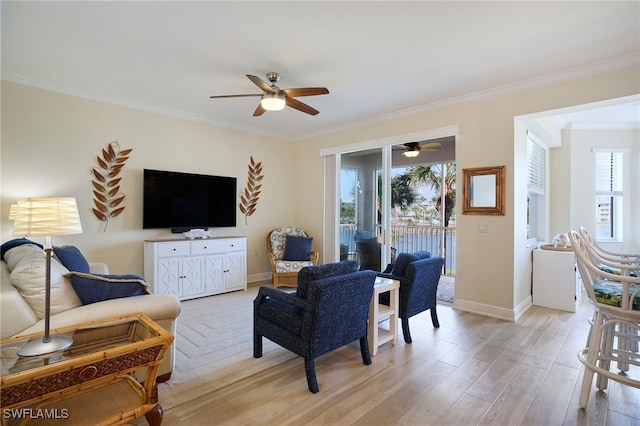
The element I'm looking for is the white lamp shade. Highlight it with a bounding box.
[8,204,17,221]
[13,198,83,237]
[403,150,420,158]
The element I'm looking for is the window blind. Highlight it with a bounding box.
[595,151,623,194]
[527,137,545,195]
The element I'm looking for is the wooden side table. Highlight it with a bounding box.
[368,277,399,356]
[1,313,173,425]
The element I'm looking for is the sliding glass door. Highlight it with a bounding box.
[338,147,392,271]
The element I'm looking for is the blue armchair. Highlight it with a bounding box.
[377,253,445,343]
[253,260,377,393]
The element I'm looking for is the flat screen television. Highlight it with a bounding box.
[143,168,237,231]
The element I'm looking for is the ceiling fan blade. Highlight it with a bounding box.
[253,103,266,117]
[421,141,442,148]
[282,87,329,97]
[246,75,275,93]
[286,97,319,116]
[209,94,261,99]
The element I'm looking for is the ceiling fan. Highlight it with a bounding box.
[209,72,329,116]
[396,141,442,158]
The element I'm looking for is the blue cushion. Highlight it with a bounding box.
[391,251,431,277]
[1,238,43,261]
[53,245,90,273]
[593,281,640,310]
[283,235,313,261]
[65,272,149,305]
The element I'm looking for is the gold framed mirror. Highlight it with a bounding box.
[462,165,505,215]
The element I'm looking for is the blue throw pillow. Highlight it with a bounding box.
[1,238,43,261]
[64,271,149,305]
[283,235,313,261]
[53,245,90,273]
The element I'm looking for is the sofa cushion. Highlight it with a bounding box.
[53,245,90,273]
[1,238,43,261]
[5,244,82,320]
[274,260,315,274]
[65,271,150,305]
[1,260,37,339]
[283,235,313,261]
[391,251,431,277]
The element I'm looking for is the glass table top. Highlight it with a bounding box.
[1,315,158,376]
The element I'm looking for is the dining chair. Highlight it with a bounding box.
[568,229,639,409]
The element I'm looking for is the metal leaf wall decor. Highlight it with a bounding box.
[239,156,263,225]
[91,140,132,231]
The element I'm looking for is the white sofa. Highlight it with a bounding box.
[1,241,181,382]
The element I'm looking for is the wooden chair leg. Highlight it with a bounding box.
[401,317,412,343]
[359,336,372,365]
[430,307,440,328]
[304,356,319,393]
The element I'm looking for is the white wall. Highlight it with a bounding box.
[1,81,297,281]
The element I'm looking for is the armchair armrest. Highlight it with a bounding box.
[377,272,410,287]
[377,272,396,280]
[254,286,311,311]
[88,262,109,274]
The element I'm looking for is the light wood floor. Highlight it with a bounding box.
[149,288,639,426]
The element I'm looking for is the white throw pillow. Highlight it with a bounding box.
[6,244,82,319]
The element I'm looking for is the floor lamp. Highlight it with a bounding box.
[13,197,83,357]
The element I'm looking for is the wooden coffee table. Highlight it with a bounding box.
[0,313,173,425]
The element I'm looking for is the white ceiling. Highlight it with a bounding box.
[2,1,639,140]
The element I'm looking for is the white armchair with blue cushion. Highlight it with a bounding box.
[267,227,319,288]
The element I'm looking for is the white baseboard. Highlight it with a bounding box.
[513,297,533,321]
[452,298,517,322]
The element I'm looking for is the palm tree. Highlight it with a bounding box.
[377,172,417,223]
[391,173,417,210]
[408,163,456,227]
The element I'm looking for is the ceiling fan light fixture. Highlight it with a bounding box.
[403,146,420,158]
[260,92,286,111]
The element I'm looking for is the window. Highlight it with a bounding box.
[527,133,546,241]
[594,150,623,241]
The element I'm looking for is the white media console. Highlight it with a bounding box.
[144,237,247,301]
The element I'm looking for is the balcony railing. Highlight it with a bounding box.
[340,224,456,276]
